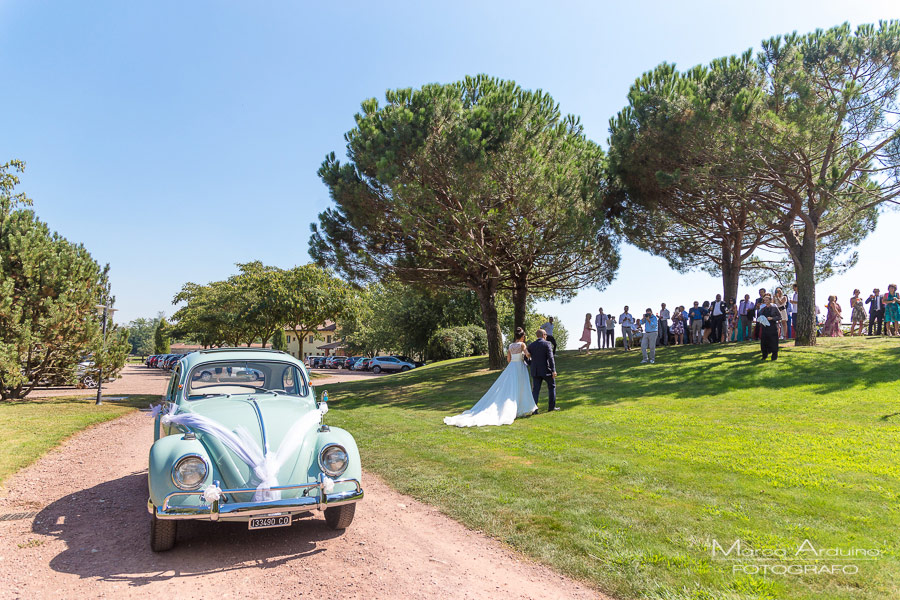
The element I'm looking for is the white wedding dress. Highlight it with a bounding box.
[444,342,537,427]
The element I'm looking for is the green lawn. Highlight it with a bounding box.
[0,395,155,485]
[322,338,900,600]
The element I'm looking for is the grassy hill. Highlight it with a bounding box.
[323,338,900,600]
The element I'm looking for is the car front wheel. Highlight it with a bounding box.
[372,365,381,374]
[150,512,177,552]
[324,503,356,529]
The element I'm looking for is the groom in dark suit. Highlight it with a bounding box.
[527,328,558,412]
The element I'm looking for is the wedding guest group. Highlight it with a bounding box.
[579,282,900,359]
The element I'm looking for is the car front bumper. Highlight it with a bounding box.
[149,475,363,521]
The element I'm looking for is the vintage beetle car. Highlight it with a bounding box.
[147,348,363,551]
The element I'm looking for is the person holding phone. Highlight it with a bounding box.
[866,288,884,336]
[639,308,658,364]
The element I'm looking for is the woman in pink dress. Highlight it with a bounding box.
[578,313,595,351]
[821,295,844,337]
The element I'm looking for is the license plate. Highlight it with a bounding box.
[248,515,291,530]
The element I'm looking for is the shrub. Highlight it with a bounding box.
[271,328,287,352]
[428,326,475,361]
[467,325,488,355]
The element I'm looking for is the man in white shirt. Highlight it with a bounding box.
[658,303,670,347]
[594,309,607,350]
[737,294,754,341]
[540,317,557,353]
[709,294,727,343]
[619,306,635,351]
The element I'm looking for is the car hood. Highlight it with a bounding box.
[178,394,321,489]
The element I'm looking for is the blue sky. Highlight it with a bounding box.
[1,1,898,348]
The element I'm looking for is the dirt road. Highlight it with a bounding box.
[0,371,604,599]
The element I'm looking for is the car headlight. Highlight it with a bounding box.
[172,455,208,490]
[318,444,349,477]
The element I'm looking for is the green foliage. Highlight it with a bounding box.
[170,263,350,349]
[0,161,111,400]
[340,280,484,359]
[427,326,479,361]
[325,337,900,600]
[466,325,488,356]
[311,75,619,368]
[275,264,353,349]
[126,316,160,356]
[609,21,900,345]
[607,54,777,299]
[271,328,287,352]
[154,318,170,354]
[93,326,130,380]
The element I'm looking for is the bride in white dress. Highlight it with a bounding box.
[444,328,538,427]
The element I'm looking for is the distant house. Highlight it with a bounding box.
[285,321,344,359]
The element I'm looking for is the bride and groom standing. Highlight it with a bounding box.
[443,327,558,427]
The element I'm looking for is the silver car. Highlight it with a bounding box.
[368,356,416,374]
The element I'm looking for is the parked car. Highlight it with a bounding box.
[395,355,426,368]
[368,356,416,374]
[146,355,157,367]
[310,356,326,369]
[352,358,371,371]
[162,355,183,370]
[344,357,362,370]
[194,365,263,382]
[324,356,347,369]
[148,348,363,552]
[76,360,100,388]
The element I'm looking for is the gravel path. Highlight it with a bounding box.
[0,369,605,599]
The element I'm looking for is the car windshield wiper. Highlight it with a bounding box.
[189,393,231,400]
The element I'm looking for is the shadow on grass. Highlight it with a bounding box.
[322,339,900,413]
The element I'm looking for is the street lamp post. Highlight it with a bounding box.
[95,304,118,406]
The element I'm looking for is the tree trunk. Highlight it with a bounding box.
[721,261,741,303]
[720,237,741,302]
[511,274,528,333]
[474,282,505,370]
[793,231,818,346]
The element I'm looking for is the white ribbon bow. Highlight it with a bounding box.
[150,402,327,502]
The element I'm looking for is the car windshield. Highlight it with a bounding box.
[186,360,309,400]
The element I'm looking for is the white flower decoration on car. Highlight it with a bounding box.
[202,484,223,503]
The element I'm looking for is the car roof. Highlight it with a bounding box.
[178,348,303,371]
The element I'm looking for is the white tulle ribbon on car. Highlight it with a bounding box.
[150,402,328,502]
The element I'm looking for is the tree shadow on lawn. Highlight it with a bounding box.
[325,342,900,413]
[33,472,342,586]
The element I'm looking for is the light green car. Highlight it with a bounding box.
[147,348,363,551]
